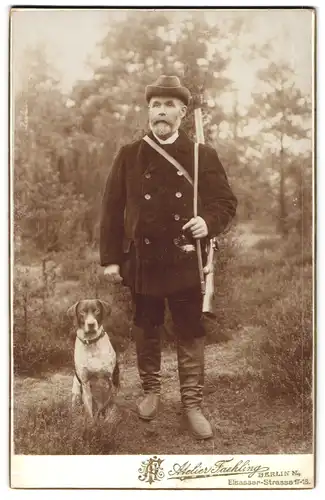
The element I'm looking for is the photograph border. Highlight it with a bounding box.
[7,1,319,492]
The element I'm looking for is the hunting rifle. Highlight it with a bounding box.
[193,97,217,318]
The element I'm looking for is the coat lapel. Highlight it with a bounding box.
[141,129,195,179]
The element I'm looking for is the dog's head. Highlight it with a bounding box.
[67,299,111,334]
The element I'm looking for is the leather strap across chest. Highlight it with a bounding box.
[143,135,193,186]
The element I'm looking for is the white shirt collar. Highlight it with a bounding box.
[152,129,179,145]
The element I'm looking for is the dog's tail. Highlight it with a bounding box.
[112,361,120,389]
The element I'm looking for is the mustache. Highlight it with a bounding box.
[152,118,171,125]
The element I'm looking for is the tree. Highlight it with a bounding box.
[14,46,88,256]
[251,62,312,237]
[71,11,232,141]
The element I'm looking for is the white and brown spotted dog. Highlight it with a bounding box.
[67,299,119,420]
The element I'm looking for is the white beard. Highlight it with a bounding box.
[152,122,172,138]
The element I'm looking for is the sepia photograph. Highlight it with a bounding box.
[10,6,315,489]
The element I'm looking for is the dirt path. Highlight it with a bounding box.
[231,221,280,252]
[14,326,256,412]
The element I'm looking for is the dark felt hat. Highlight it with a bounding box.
[145,75,191,106]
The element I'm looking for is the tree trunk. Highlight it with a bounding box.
[42,257,48,314]
[295,165,303,239]
[232,89,239,142]
[23,285,28,341]
[278,141,288,238]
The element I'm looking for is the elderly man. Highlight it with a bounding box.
[100,75,237,440]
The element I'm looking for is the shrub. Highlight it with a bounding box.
[13,334,74,376]
[243,268,313,409]
[14,401,119,454]
[59,252,89,281]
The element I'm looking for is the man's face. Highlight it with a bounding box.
[148,96,187,139]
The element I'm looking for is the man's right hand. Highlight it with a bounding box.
[103,264,123,283]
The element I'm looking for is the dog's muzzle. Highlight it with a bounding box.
[85,319,98,333]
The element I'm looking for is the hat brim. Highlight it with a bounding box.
[145,85,191,106]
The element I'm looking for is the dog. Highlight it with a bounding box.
[67,299,119,421]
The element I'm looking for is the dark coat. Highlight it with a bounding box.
[100,130,237,296]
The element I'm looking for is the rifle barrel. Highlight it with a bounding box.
[194,108,205,144]
[194,103,216,315]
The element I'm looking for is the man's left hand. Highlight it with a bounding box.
[182,216,208,239]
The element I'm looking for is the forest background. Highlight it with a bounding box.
[11,9,314,455]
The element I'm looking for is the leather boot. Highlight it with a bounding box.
[177,336,213,439]
[133,325,161,420]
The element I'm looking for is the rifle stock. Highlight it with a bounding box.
[202,238,217,318]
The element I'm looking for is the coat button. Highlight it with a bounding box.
[144,238,151,245]
[175,192,182,198]
[177,171,183,176]
[145,172,151,179]
[144,193,151,200]
[174,214,180,221]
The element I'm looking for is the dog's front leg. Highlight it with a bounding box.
[71,375,82,407]
[82,382,93,420]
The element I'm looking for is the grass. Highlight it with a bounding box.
[13,341,312,455]
[14,401,120,455]
[12,223,314,455]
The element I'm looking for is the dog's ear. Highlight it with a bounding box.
[67,301,80,318]
[97,300,112,316]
